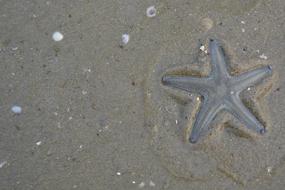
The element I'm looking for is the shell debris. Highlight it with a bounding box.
[122,33,130,45]
[52,31,64,42]
[11,105,22,114]
[146,6,157,18]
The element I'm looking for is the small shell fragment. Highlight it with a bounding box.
[146,6,157,18]
[11,105,22,114]
[122,34,130,45]
[259,54,268,60]
[116,172,121,176]
[201,18,214,30]
[52,31,64,41]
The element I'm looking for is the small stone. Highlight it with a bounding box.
[36,141,42,146]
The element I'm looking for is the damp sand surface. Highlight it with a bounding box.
[1,0,285,189]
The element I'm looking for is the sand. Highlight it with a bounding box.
[0,0,285,189]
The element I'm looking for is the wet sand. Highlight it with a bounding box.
[1,0,285,189]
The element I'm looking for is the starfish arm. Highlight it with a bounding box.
[189,99,223,143]
[232,66,272,92]
[226,95,265,134]
[209,39,230,79]
[162,75,213,94]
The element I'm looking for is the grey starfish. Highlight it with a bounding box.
[162,39,272,143]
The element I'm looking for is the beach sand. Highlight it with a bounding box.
[1,0,285,189]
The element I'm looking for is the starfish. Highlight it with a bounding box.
[162,39,272,143]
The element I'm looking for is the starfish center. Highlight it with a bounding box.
[215,82,229,97]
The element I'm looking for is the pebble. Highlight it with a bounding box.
[11,105,22,114]
[52,31,64,42]
[36,141,42,146]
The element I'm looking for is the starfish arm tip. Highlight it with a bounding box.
[189,137,198,144]
[267,65,273,75]
[260,128,266,135]
[189,129,202,143]
[161,76,168,85]
[226,97,267,135]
